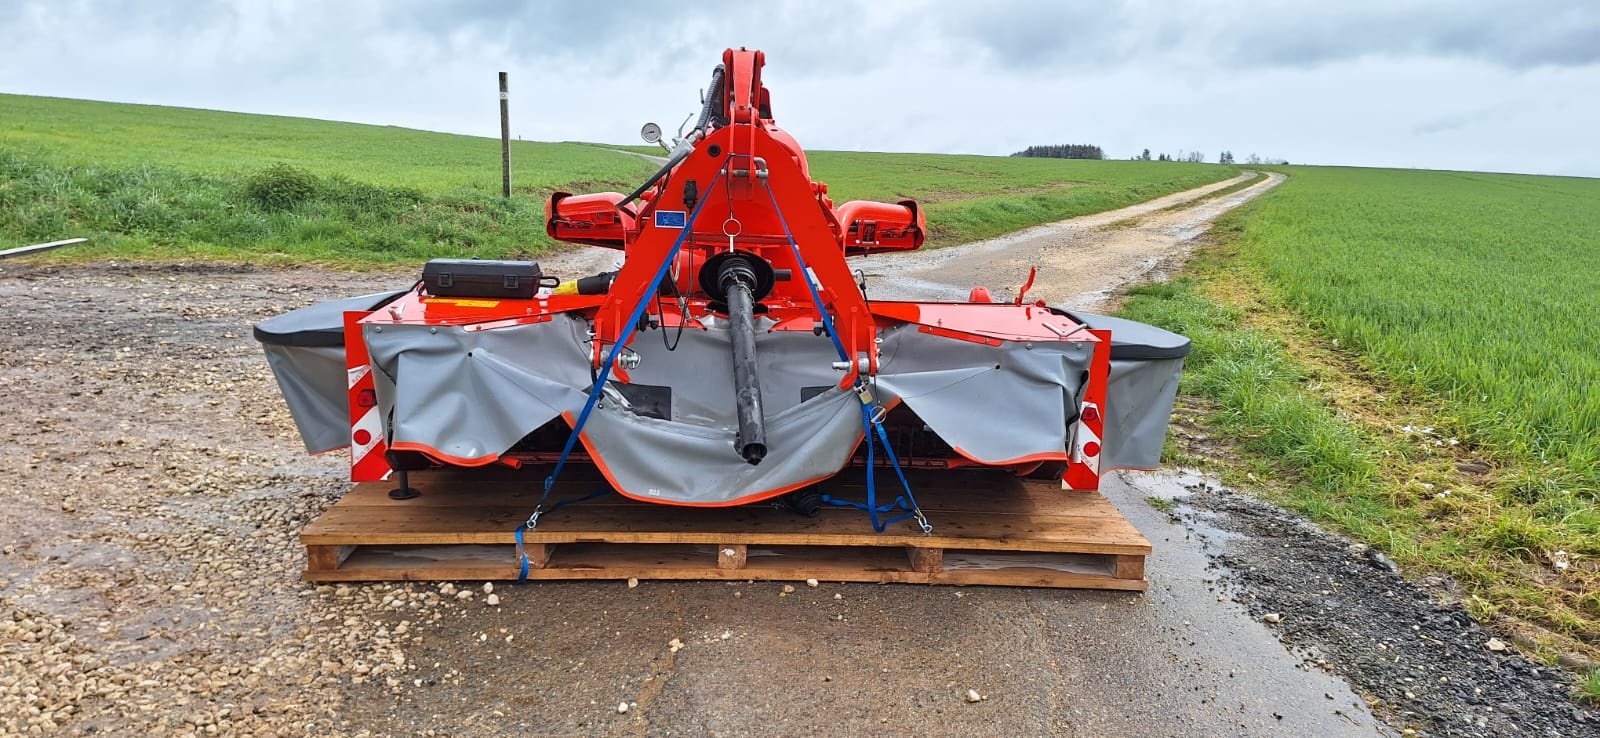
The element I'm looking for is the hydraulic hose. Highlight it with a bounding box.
[695,64,726,132]
[617,64,727,209]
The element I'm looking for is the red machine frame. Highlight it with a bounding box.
[341,48,1112,503]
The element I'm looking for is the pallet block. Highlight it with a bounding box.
[300,467,1151,590]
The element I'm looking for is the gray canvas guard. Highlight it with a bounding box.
[256,295,1189,501]
[253,289,408,453]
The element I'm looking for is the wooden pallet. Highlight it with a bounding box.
[300,467,1151,590]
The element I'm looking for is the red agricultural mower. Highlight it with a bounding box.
[255,48,1188,533]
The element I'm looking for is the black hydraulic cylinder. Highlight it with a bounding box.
[725,278,767,465]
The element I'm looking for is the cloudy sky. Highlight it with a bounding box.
[3,1,1598,177]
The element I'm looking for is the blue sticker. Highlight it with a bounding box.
[654,210,687,229]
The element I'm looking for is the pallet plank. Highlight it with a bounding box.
[300,469,1151,590]
[303,507,1147,554]
[306,543,1147,591]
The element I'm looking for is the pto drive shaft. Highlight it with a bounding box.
[719,256,767,465]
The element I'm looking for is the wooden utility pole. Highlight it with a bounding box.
[499,71,511,197]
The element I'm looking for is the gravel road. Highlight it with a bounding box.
[3,176,1594,737]
[854,170,1284,309]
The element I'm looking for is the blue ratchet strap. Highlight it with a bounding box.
[758,180,848,363]
[758,181,930,535]
[515,166,729,564]
[817,403,925,532]
[515,488,611,581]
[515,524,531,581]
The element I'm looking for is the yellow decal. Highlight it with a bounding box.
[424,298,501,308]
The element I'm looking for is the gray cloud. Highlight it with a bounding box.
[1219,3,1600,70]
[930,1,1600,71]
[0,0,1596,177]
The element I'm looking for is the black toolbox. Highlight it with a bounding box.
[421,259,555,299]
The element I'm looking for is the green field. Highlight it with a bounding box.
[0,94,1235,263]
[806,151,1232,245]
[1120,166,1600,658]
[0,94,659,263]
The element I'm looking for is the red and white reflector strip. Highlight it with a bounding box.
[350,405,385,470]
[344,312,392,482]
[1072,402,1103,475]
[1063,328,1112,491]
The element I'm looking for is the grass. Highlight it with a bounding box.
[1242,167,1600,490]
[1,94,647,192]
[1,94,1236,264]
[1580,668,1600,705]
[0,94,658,264]
[1117,166,1600,662]
[805,151,1236,246]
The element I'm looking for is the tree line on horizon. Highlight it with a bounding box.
[1010,144,1104,160]
[1135,148,1290,165]
[1012,144,1289,165]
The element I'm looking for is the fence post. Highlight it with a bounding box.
[499,71,511,198]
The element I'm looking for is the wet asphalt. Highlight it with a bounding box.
[2,178,1412,737]
[347,473,1388,737]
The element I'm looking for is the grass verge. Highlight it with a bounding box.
[1117,207,1599,669]
[0,148,613,266]
[3,94,1239,265]
[1581,668,1600,705]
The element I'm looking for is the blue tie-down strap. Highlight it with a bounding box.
[515,524,531,582]
[539,166,731,508]
[760,180,848,363]
[820,403,932,534]
[514,489,612,582]
[514,166,731,572]
[758,177,927,534]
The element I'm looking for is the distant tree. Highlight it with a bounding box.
[1158,153,1170,161]
[1010,144,1105,160]
[1140,148,1151,161]
[1246,153,1261,165]
[1219,151,1234,164]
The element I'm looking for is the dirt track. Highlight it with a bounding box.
[858,171,1283,308]
[3,174,1596,737]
